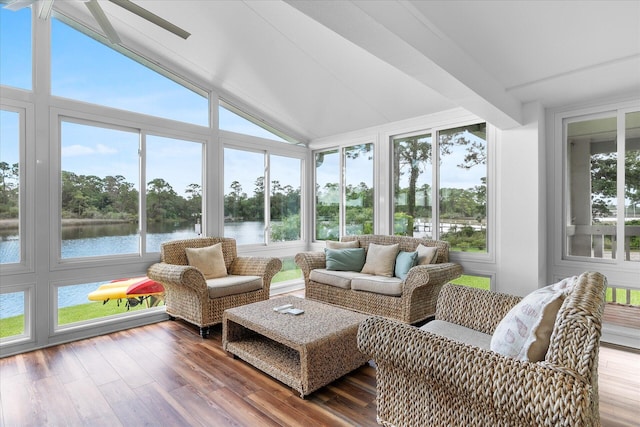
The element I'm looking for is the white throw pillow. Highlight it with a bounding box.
[416,244,438,265]
[490,276,577,362]
[360,243,400,277]
[185,243,228,279]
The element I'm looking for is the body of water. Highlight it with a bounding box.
[0,221,267,319]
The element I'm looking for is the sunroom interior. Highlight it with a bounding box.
[1,0,639,361]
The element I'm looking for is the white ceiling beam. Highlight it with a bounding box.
[285,0,523,129]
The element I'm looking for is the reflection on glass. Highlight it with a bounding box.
[146,135,202,252]
[0,110,21,264]
[223,148,265,244]
[60,120,140,258]
[315,150,340,240]
[566,116,617,259]
[439,123,488,252]
[344,144,374,236]
[0,291,26,340]
[270,155,301,242]
[393,133,432,237]
[625,111,640,262]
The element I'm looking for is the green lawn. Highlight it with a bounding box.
[450,275,491,290]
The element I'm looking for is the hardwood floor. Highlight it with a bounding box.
[1,315,638,426]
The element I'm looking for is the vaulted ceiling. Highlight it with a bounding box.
[52,0,640,142]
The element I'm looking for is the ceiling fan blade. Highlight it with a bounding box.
[109,0,190,40]
[3,0,36,12]
[85,0,121,44]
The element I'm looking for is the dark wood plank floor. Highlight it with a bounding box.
[1,310,638,426]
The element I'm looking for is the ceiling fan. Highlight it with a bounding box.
[3,0,190,44]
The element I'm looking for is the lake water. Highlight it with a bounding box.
[0,221,267,319]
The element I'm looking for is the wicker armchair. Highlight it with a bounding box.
[148,237,282,338]
[357,271,607,426]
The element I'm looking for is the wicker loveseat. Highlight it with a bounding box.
[294,234,462,324]
[357,271,607,426]
[147,237,282,338]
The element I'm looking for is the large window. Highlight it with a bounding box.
[52,18,208,126]
[393,123,488,253]
[60,119,140,258]
[224,148,302,245]
[315,149,340,240]
[314,143,374,240]
[0,109,21,264]
[146,135,202,253]
[565,111,640,262]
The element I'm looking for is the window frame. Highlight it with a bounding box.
[221,130,307,248]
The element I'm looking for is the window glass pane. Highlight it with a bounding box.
[219,105,286,142]
[439,123,487,253]
[223,148,265,244]
[566,117,617,259]
[272,257,302,283]
[0,291,26,340]
[315,150,340,240]
[344,144,374,236]
[625,111,640,262]
[51,19,208,126]
[393,133,433,237]
[0,7,31,90]
[0,110,20,264]
[270,155,301,242]
[146,135,202,252]
[61,120,140,258]
[57,278,164,326]
[450,275,491,291]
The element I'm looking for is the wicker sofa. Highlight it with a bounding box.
[147,237,282,337]
[357,271,607,426]
[294,234,462,324]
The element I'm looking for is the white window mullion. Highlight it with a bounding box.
[617,111,626,261]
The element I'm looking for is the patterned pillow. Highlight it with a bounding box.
[185,243,228,279]
[490,276,577,362]
[361,243,400,277]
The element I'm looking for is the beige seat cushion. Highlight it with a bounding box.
[206,275,262,298]
[185,243,228,279]
[351,275,404,297]
[421,320,492,350]
[361,243,400,277]
[309,269,363,289]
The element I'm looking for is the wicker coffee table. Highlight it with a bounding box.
[222,296,370,397]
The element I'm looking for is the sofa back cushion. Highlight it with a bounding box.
[340,234,450,264]
[324,248,366,271]
[361,243,400,277]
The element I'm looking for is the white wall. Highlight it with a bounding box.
[495,102,546,295]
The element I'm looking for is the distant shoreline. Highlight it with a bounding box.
[0,219,134,230]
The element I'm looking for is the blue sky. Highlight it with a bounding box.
[0,7,291,197]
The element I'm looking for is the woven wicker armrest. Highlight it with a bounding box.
[403,262,463,294]
[435,283,522,334]
[294,251,326,278]
[228,257,282,287]
[147,262,208,296]
[358,317,594,426]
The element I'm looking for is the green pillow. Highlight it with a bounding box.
[394,251,418,280]
[324,248,366,271]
